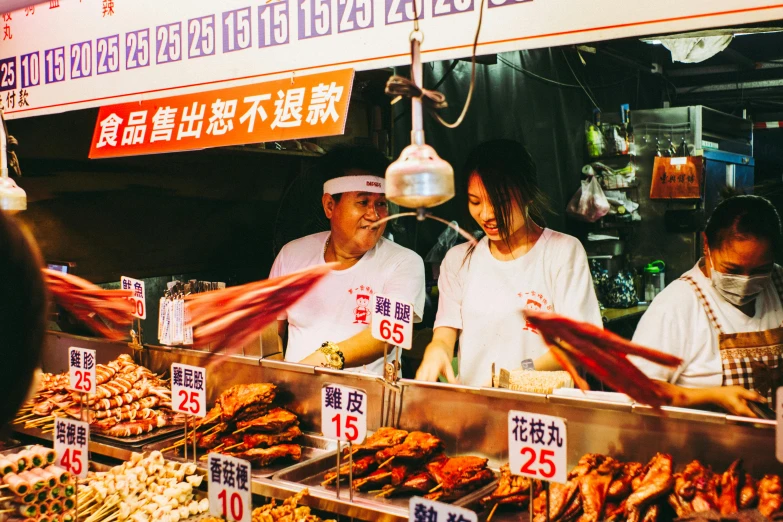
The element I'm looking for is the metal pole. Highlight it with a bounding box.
[545,481,550,522]
[192,416,197,464]
[183,419,188,461]
[529,481,534,522]
[335,442,342,499]
[348,441,354,502]
[380,345,387,426]
[410,35,424,146]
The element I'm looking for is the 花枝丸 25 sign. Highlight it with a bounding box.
[508,410,567,484]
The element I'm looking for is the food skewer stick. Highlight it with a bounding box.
[377,456,394,469]
[486,503,499,522]
[14,413,37,422]
[373,487,395,498]
[429,483,442,493]
[221,442,244,452]
[159,439,187,453]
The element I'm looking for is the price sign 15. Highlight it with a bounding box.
[171,363,207,418]
[54,417,89,479]
[68,347,96,395]
[321,384,367,444]
[371,294,413,349]
[409,496,478,522]
[208,454,251,522]
[508,410,567,484]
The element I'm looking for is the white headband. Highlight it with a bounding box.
[323,175,385,195]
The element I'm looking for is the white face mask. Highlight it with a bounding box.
[707,250,771,307]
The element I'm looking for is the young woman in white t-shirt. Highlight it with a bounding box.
[632,195,781,417]
[416,140,602,387]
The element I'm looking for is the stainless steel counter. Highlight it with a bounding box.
[29,331,782,521]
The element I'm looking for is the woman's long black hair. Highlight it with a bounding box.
[461,139,551,263]
[0,210,46,425]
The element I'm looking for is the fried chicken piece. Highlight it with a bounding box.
[641,504,659,522]
[218,383,277,422]
[345,427,408,456]
[740,473,758,510]
[398,471,436,494]
[353,464,409,491]
[376,431,443,462]
[196,423,229,449]
[569,454,606,480]
[758,474,783,518]
[625,453,674,522]
[578,457,620,522]
[533,481,580,522]
[609,462,644,500]
[668,460,718,518]
[236,408,299,433]
[230,444,301,467]
[719,459,742,516]
[240,426,302,450]
[200,404,223,426]
[482,463,538,507]
[322,456,376,484]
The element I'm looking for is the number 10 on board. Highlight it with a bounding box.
[508,410,567,484]
[171,363,206,418]
[321,384,367,444]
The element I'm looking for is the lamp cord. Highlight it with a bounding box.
[385,0,485,129]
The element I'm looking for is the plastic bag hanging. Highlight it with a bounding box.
[566,175,610,222]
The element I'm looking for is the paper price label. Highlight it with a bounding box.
[508,410,567,484]
[54,417,89,479]
[208,454,251,522]
[121,276,146,319]
[409,497,477,522]
[171,363,207,418]
[321,384,367,444]
[68,347,96,395]
[777,388,783,463]
[371,294,413,349]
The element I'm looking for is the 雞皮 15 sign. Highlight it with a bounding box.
[321,384,367,444]
[371,294,413,349]
[508,410,567,484]
[171,363,206,418]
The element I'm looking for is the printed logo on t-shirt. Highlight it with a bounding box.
[349,285,375,325]
[518,291,553,332]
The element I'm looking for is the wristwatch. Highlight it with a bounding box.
[318,341,345,370]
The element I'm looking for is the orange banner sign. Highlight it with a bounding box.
[89,69,354,159]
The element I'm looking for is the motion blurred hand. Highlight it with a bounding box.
[415,345,457,384]
[707,386,765,418]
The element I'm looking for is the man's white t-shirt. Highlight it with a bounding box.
[270,231,425,375]
[434,229,603,387]
[632,261,783,388]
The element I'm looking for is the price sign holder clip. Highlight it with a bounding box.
[380,344,403,428]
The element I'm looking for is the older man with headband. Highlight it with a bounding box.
[269,145,425,374]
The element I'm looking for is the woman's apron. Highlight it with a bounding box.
[681,270,783,407]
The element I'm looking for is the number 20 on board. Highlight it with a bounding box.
[508,410,567,484]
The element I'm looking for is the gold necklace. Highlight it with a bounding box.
[323,235,331,258]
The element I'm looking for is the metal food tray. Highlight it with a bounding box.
[91,423,187,447]
[272,450,498,515]
[143,432,337,479]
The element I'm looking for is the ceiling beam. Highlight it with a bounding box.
[721,48,757,70]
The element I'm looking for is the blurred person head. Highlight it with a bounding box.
[703,195,782,307]
[0,210,46,424]
[462,139,550,249]
[320,145,391,256]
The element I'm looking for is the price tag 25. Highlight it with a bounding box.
[208,454,251,522]
[371,294,414,349]
[171,363,206,418]
[409,496,477,522]
[508,410,567,484]
[68,347,96,395]
[54,417,89,479]
[321,384,367,444]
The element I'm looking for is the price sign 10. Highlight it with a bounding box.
[68,347,96,395]
[208,454,251,522]
[54,417,89,479]
[321,384,367,444]
[171,363,207,418]
[508,410,567,484]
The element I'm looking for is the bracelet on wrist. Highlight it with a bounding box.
[318,341,345,370]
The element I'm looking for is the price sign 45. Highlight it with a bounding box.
[508,410,567,484]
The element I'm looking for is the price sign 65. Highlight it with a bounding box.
[321,384,367,444]
[508,410,567,484]
[371,294,413,349]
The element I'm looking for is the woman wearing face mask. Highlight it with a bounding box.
[632,195,781,417]
[416,139,602,386]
